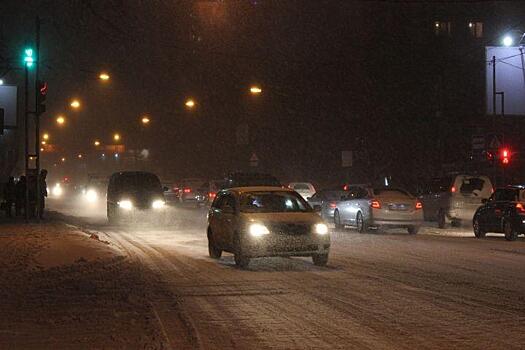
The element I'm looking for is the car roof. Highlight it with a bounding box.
[111,171,157,177]
[225,186,292,194]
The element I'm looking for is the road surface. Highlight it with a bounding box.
[48,198,525,349]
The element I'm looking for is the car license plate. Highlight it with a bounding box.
[389,203,408,211]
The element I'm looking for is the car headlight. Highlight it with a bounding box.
[85,189,98,203]
[118,200,133,210]
[52,184,63,197]
[152,199,165,209]
[314,223,329,235]
[249,223,270,237]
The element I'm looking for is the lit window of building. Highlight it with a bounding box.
[468,21,483,38]
[434,21,452,36]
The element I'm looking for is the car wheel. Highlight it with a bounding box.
[407,226,419,235]
[334,210,344,230]
[504,221,518,241]
[473,217,486,238]
[207,229,222,259]
[312,253,328,266]
[233,233,250,268]
[107,204,118,224]
[437,209,446,229]
[451,219,461,227]
[356,212,367,233]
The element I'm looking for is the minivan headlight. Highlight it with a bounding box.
[249,223,270,237]
[314,223,329,235]
[118,200,133,210]
[152,199,165,209]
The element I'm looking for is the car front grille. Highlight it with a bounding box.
[270,223,310,236]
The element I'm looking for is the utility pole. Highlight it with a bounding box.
[35,17,41,221]
[492,55,496,129]
[24,64,29,221]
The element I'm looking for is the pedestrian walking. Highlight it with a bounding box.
[38,169,48,219]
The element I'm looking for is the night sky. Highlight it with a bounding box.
[2,1,525,188]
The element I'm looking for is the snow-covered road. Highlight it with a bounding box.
[46,199,525,349]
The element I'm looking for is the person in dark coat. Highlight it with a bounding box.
[38,169,48,219]
[15,176,26,217]
[3,177,16,217]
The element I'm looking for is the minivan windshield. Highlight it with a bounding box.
[115,173,161,192]
[460,177,485,195]
[240,191,311,213]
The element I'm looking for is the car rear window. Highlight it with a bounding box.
[323,191,346,201]
[459,177,485,195]
[373,188,411,197]
[292,184,310,190]
[115,173,161,191]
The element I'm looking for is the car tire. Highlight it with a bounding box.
[356,212,367,233]
[473,217,486,238]
[107,204,118,224]
[334,210,344,230]
[407,226,419,235]
[312,253,328,266]
[451,219,461,227]
[207,229,222,259]
[234,233,250,269]
[437,209,446,229]
[504,221,518,241]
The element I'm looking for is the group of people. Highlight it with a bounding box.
[2,169,48,219]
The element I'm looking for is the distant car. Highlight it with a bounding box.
[334,186,423,234]
[207,186,331,268]
[106,171,167,223]
[175,178,208,206]
[288,182,316,200]
[473,186,525,241]
[81,176,108,204]
[162,182,178,206]
[221,172,281,189]
[307,189,347,221]
[419,174,493,228]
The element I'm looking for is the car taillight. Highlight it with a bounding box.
[329,202,337,209]
[183,188,191,193]
[516,203,525,213]
[371,200,381,209]
[343,185,349,191]
[415,201,423,210]
[451,186,456,193]
[208,192,216,199]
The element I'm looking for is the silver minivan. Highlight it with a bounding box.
[419,174,493,228]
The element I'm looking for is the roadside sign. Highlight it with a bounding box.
[471,135,485,150]
[342,150,353,167]
[488,134,502,149]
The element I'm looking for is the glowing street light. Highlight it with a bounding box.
[502,35,514,47]
[77,154,83,159]
[250,85,262,94]
[61,157,66,162]
[23,48,34,68]
[42,133,49,140]
[141,116,151,125]
[0,79,3,85]
[94,140,101,147]
[56,115,66,125]
[70,99,81,109]
[185,98,195,109]
[99,72,110,81]
[113,133,121,142]
[41,141,46,145]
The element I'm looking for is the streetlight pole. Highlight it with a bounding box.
[24,63,29,221]
[35,16,41,221]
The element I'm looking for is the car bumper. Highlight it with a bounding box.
[447,208,478,222]
[242,234,330,258]
[370,218,424,227]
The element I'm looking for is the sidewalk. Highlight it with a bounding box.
[0,218,166,349]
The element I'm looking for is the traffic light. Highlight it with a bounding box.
[36,81,47,115]
[500,147,511,165]
[23,48,34,68]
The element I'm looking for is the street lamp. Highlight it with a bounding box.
[41,141,46,145]
[94,140,101,147]
[502,35,514,47]
[99,72,110,82]
[250,85,262,95]
[70,99,81,109]
[0,79,3,85]
[141,116,151,125]
[56,115,66,125]
[113,133,121,142]
[185,98,195,109]
[501,30,525,47]
[42,133,49,140]
[61,157,66,162]
[77,154,83,159]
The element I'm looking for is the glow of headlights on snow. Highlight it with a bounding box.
[85,189,98,203]
[249,223,270,237]
[314,223,329,235]
[52,184,63,197]
[152,200,165,209]
[118,200,133,210]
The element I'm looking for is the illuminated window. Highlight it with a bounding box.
[468,21,483,38]
[434,21,452,36]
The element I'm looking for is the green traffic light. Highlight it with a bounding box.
[24,47,34,68]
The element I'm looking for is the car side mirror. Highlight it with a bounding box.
[306,197,312,201]
[163,186,169,192]
[313,205,322,212]
[481,198,488,204]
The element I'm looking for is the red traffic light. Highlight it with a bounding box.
[500,148,511,165]
[39,81,48,95]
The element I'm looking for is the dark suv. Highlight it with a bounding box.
[473,186,525,241]
[107,171,167,223]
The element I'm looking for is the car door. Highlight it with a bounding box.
[220,194,238,250]
[208,193,225,246]
[483,189,516,232]
[340,187,361,225]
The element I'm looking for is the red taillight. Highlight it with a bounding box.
[343,185,349,191]
[415,201,423,210]
[208,192,216,199]
[451,186,456,193]
[183,188,191,193]
[371,200,381,209]
[516,203,525,213]
[329,202,337,209]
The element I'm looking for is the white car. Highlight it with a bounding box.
[288,182,316,200]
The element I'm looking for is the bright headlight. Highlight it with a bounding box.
[52,184,63,197]
[152,199,165,209]
[314,223,329,235]
[249,223,270,237]
[118,200,133,210]
[85,189,98,203]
